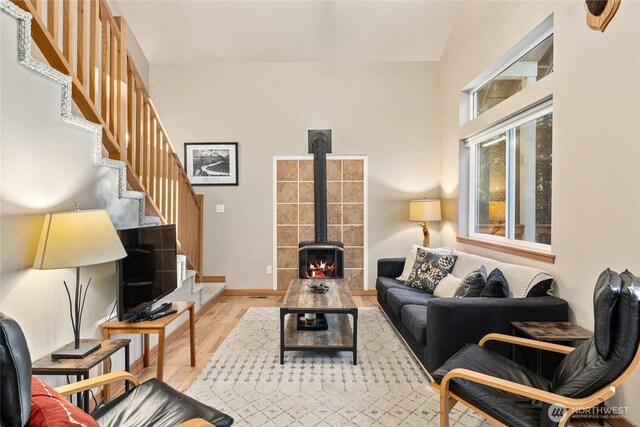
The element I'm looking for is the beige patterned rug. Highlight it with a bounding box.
[187,307,490,427]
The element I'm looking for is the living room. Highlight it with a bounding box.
[1,0,639,426]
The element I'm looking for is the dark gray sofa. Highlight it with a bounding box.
[377,250,569,373]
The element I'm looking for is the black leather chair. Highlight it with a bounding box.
[431,269,640,427]
[0,312,234,427]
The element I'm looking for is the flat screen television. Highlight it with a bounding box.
[116,224,178,321]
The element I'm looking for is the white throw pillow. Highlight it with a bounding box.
[434,274,463,298]
[396,245,454,281]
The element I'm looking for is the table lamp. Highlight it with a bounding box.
[409,199,442,247]
[33,206,126,359]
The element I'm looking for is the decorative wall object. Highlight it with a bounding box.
[274,157,367,291]
[586,0,620,32]
[185,142,239,186]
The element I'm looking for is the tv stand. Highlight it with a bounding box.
[127,302,174,323]
[101,301,195,388]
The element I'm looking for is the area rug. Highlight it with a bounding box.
[187,307,491,427]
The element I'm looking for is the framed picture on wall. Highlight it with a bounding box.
[184,142,239,186]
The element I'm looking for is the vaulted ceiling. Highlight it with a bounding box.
[114,1,459,63]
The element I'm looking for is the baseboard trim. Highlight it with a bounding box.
[224,289,286,296]
[201,275,226,283]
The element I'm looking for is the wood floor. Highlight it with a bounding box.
[124,295,610,427]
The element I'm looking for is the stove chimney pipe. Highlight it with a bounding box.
[308,130,332,243]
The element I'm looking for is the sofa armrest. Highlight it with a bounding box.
[377,258,406,279]
[424,296,568,373]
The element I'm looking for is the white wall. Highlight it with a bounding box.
[0,12,139,361]
[0,10,189,384]
[150,61,441,289]
[438,1,640,422]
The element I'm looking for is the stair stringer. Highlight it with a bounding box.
[1,0,158,227]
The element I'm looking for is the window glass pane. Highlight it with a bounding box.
[474,134,507,237]
[473,35,553,116]
[513,113,552,244]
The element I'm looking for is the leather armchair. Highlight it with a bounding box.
[431,269,640,427]
[0,313,234,427]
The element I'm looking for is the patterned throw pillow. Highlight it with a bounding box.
[396,246,454,281]
[405,249,457,293]
[30,377,100,427]
[454,265,488,298]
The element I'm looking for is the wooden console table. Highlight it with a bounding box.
[101,301,196,383]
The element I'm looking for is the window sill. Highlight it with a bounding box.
[456,236,556,264]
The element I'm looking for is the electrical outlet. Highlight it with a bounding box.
[266,265,273,275]
[216,204,225,213]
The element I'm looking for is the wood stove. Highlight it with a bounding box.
[298,130,344,279]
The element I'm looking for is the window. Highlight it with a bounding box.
[468,102,552,248]
[462,17,554,253]
[472,34,553,117]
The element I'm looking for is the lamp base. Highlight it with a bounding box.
[420,222,431,247]
[51,340,101,359]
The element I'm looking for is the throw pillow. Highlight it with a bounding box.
[454,265,488,298]
[480,268,510,298]
[396,245,454,281]
[406,249,457,293]
[30,377,100,427]
[434,274,463,298]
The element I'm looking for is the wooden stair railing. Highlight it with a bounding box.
[11,0,204,278]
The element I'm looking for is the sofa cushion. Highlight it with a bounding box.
[386,288,433,317]
[400,305,428,345]
[376,277,424,300]
[454,266,488,298]
[480,268,510,298]
[406,249,458,292]
[432,344,551,427]
[92,378,233,427]
[451,250,554,298]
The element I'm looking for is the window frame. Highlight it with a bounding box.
[469,27,554,120]
[467,100,553,252]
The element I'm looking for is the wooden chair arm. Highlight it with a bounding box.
[439,368,615,410]
[175,419,215,427]
[54,371,141,397]
[479,333,575,355]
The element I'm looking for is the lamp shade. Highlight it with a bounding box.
[409,199,442,222]
[33,209,126,269]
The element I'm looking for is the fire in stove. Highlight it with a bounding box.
[306,260,336,279]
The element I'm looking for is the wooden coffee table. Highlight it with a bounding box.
[280,278,358,365]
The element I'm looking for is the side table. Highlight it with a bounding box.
[101,301,196,382]
[32,338,130,413]
[511,321,592,375]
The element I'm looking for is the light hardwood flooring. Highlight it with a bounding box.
[119,295,610,427]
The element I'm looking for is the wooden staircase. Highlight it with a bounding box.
[10,0,204,278]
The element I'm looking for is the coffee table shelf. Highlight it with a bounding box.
[280,279,358,365]
[284,313,353,349]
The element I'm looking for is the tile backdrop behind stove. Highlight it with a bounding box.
[275,157,365,291]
